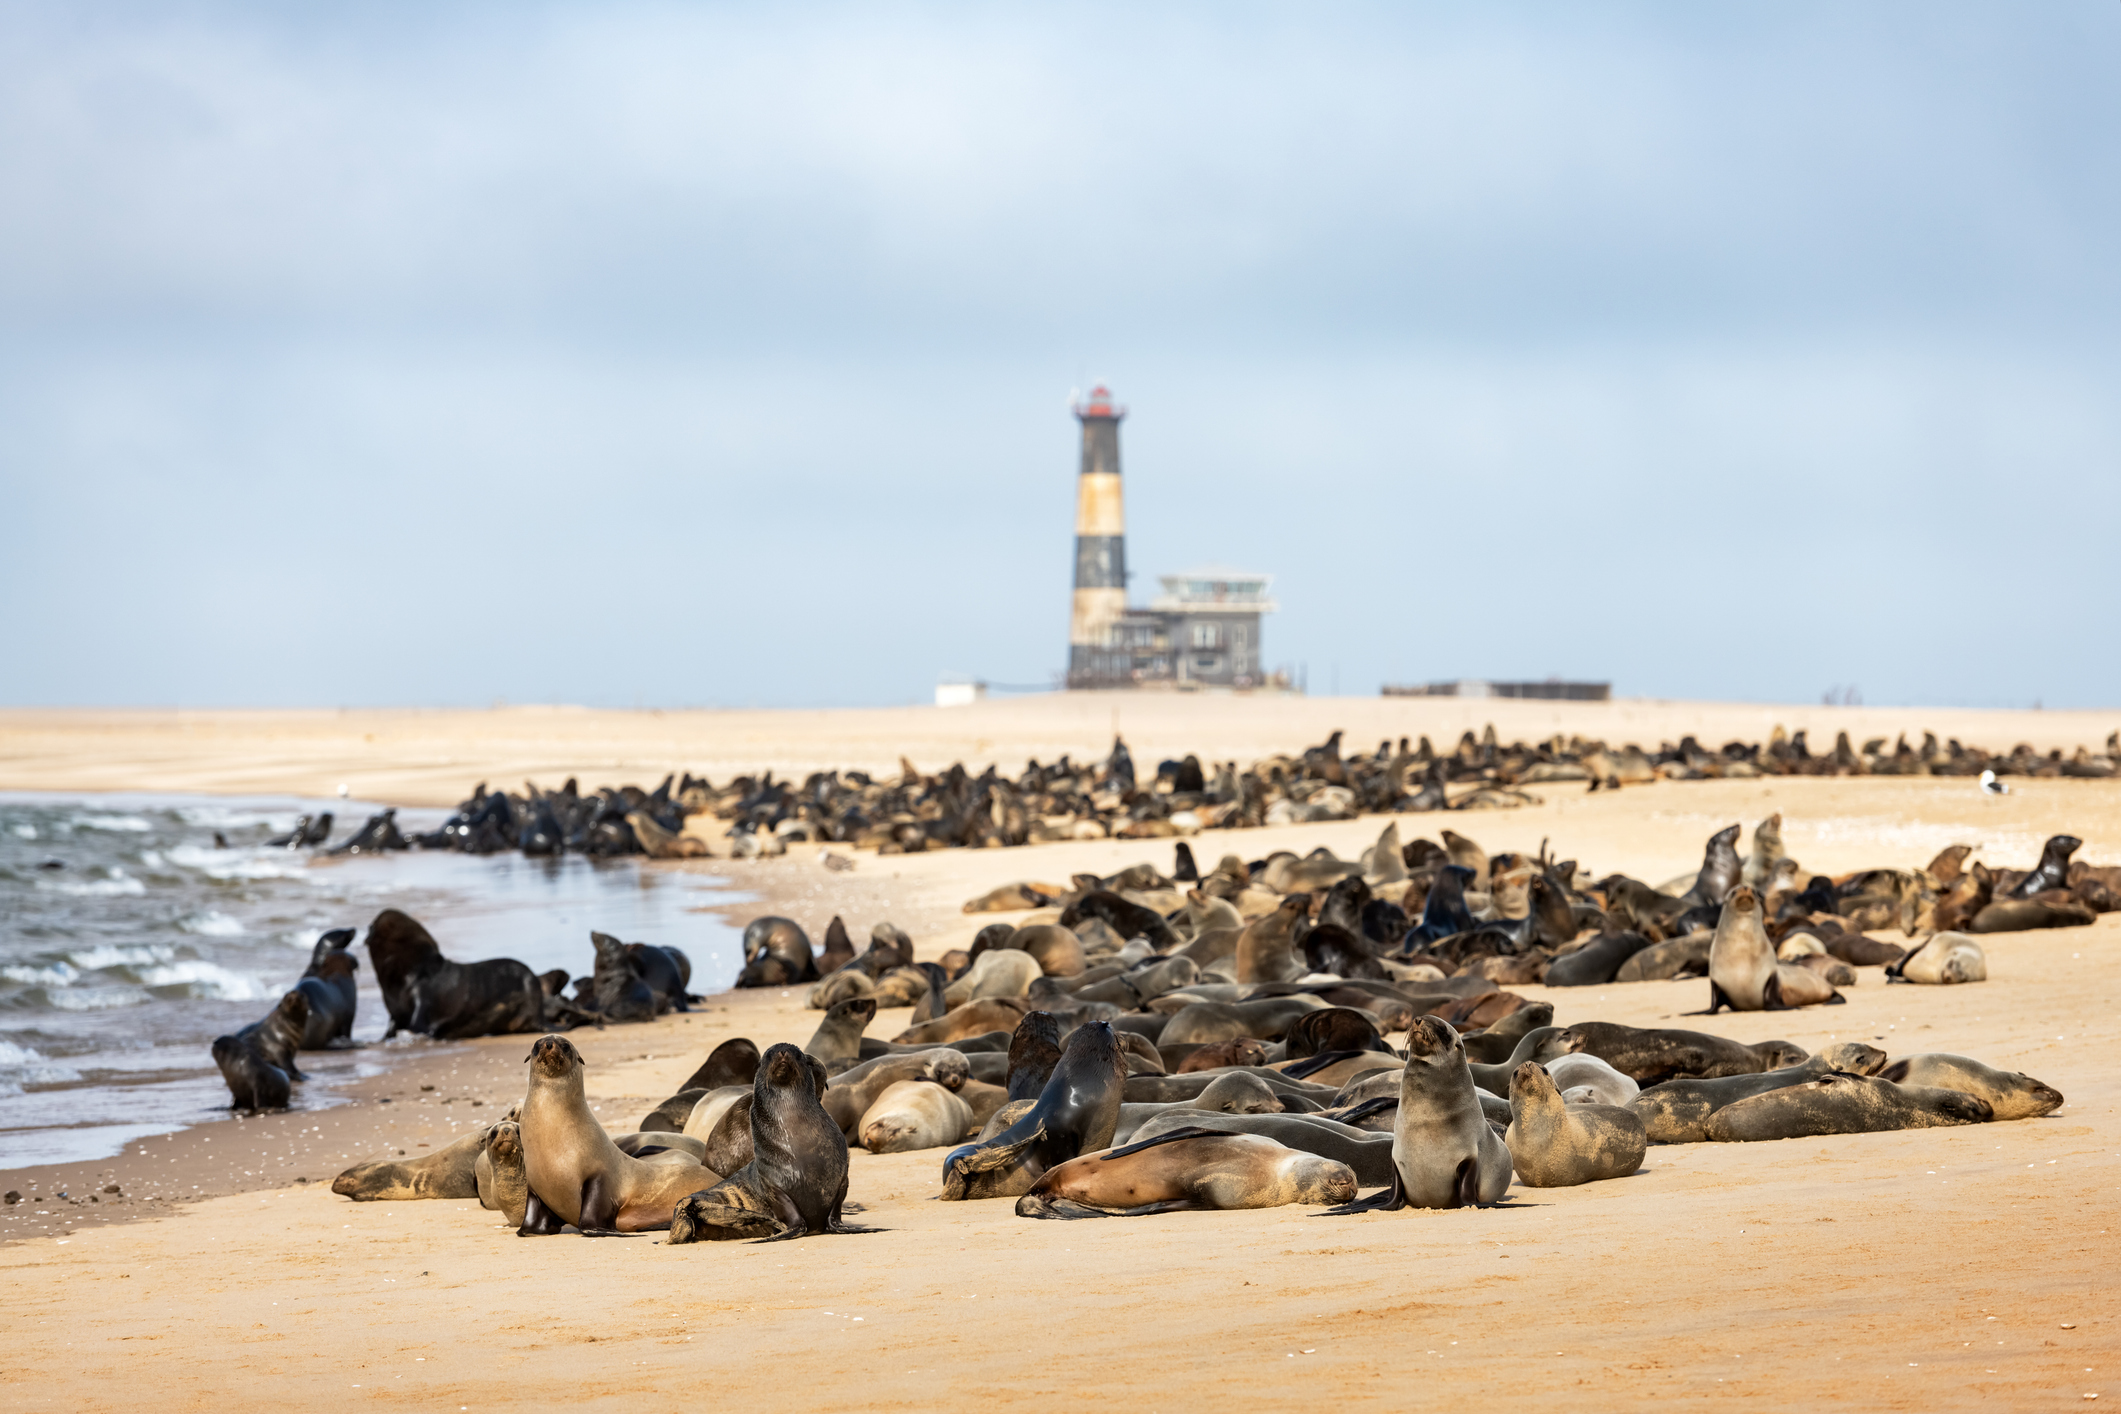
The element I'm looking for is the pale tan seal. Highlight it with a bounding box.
[517,1035,720,1235]
[1504,1061,1646,1187]
[858,1080,975,1153]
[1015,1128,1356,1217]
[474,1120,528,1226]
[1877,1053,2061,1119]
[1707,886,1841,1011]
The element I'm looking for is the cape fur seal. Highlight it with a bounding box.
[475,1121,528,1225]
[736,917,818,988]
[1888,932,1987,984]
[1706,887,1842,1012]
[1235,896,1310,983]
[1128,1110,1396,1186]
[211,1032,291,1110]
[1468,1026,1582,1096]
[1877,1053,2063,1120]
[1566,1022,1803,1085]
[666,1042,880,1243]
[940,1021,1126,1200]
[1322,1015,1512,1212]
[295,930,359,1047]
[1629,1043,1891,1143]
[517,1035,720,1235]
[334,1125,490,1202]
[366,909,545,1040]
[1542,1053,1639,1106]
[805,997,878,1064]
[638,1038,762,1131]
[1015,1128,1356,1218]
[1703,1073,1992,1141]
[821,1050,971,1135]
[859,1081,974,1153]
[1504,1062,1646,1187]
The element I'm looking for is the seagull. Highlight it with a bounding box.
[1979,769,2009,797]
[818,849,855,873]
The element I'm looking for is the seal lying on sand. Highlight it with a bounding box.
[335,1125,493,1202]
[939,1021,1126,1201]
[1877,1054,2062,1120]
[666,1043,881,1243]
[1703,1073,1991,1141]
[1630,1043,1888,1143]
[516,1035,720,1235]
[1322,1015,1512,1212]
[1015,1128,1355,1218]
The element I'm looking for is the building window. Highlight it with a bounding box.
[1189,623,1221,649]
[1194,654,1219,673]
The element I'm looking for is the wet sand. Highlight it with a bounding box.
[3,709,2119,1409]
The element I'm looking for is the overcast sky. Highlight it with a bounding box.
[3,2,2116,710]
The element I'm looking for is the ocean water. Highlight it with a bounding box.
[0,792,743,1168]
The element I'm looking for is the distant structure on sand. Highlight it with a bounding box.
[1064,386,1278,690]
[1383,679,1611,702]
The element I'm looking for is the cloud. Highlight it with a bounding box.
[1,1,2116,708]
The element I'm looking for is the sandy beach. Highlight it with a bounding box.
[3,700,2119,1410]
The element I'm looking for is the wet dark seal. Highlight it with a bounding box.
[939,1020,1127,1200]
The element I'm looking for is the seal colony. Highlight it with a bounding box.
[327,815,2079,1237]
[255,725,2121,861]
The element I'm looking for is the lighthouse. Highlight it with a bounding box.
[1067,385,1129,687]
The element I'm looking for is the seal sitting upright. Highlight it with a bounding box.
[1322,1015,1511,1212]
[517,1035,720,1235]
[665,1042,881,1244]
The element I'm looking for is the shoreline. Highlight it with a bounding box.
[4,726,2118,1405]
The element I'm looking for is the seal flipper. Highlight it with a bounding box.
[576,1173,622,1235]
[517,1188,566,1237]
[1318,1168,1407,1216]
[1690,980,1735,1017]
[1449,1155,1480,1210]
[1762,971,1786,1012]
[1015,1193,1115,1220]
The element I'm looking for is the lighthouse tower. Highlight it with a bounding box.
[1067,386,1129,687]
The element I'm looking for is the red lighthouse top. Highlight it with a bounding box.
[1073,385,1126,420]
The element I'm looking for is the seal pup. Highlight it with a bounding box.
[334,1125,491,1202]
[232,990,310,1082]
[666,1043,880,1243]
[475,1121,528,1226]
[1877,1054,2062,1120]
[1015,1128,1356,1218]
[1321,1015,1511,1212]
[859,1080,974,1153]
[1681,824,1743,908]
[1740,813,1788,890]
[1704,1073,1992,1141]
[940,1021,1127,1201]
[1505,1062,1645,1187]
[1706,887,1842,1012]
[1629,1043,1889,1143]
[210,1033,291,1111]
[517,1035,720,1235]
